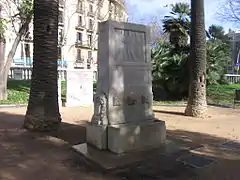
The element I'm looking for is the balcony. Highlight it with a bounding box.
[75,24,86,30]
[75,41,91,49]
[87,11,95,17]
[74,57,85,69]
[75,57,85,64]
[87,26,94,33]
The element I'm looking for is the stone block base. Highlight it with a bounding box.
[108,120,166,154]
[72,140,178,170]
[86,123,107,149]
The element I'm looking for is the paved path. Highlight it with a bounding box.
[0,106,239,180]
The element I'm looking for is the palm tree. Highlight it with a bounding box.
[23,0,61,131]
[162,2,191,48]
[185,0,207,117]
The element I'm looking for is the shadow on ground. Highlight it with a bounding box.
[0,111,239,180]
[154,109,185,116]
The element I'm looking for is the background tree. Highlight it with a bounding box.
[220,0,240,24]
[0,0,33,100]
[162,2,190,48]
[23,0,61,131]
[208,25,229,42]
[185,0,207,117]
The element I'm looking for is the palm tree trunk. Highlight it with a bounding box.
[185,0,207,117]
[23,0,61,131]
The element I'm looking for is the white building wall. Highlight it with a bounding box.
[1,0,128,70]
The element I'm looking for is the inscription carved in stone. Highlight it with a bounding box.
[141,95,149,104]
[126,96,137,105]
[115,29,146,63]
[113,97,121,106]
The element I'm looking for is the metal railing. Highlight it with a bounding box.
[225,74,240,84]
[9,66,97,81]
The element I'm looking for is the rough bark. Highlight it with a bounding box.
[23,0,61,132]
[185,0,207,117]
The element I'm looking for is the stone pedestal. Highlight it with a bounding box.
[73,20,166,168]
[65,69,93,107]
[107,120,166,154]
[86,123,107,149]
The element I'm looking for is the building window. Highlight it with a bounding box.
[58,28,63,43]
[89,19,93,30]
[88,51,92,58]
[21,43,24,60]
[77,0,83,11]
[76,49,83,62]
[88,34,92,46]
[76,32,82,43]
[25,43,31,65]
[25,44,30,58]
[58,47,62,60]
[78,16,82,26]
[89,4,93,13]
[59,10,63,23]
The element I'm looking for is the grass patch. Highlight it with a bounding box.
[207,84,240,106]
[1,80,240,107]
[0,80,31,104]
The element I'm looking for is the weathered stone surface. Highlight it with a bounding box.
[96,21,153,125]
[86,123,107,149]
[65,70,93,107]
[108,120,166,154]
[86,20,166,154]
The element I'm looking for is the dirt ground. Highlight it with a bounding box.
[0,105,239,180]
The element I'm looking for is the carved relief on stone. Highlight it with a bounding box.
[126,95,137,105]
[113,96,121,106]
[91,93,107,125]
[141,95,150,104]
[115,29,146,63]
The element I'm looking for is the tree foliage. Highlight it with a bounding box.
[152,16,230,100]
[162,2,190,48]
[0,0,33,100]
[220,0,240,24]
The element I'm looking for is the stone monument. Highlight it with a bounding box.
[65,69,93,107]
[88,20,166,153]
[73,21,166,168]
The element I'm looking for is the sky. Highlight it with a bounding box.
[125,0,239,32]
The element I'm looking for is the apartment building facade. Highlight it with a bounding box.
[228,30,240,73]
[2,0,128,71]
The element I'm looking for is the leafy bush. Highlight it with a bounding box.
[151,37,230,100]
[152,41,189,100]
[206,39,229,85]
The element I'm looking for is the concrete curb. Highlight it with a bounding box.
[153,103,232,109]
[0,103,232,109]
[0,104,27,108]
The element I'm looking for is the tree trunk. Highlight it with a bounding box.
[185,0,207,117]
[0,19,31,100]
[23,0,61,131]
[0,39,7,100]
